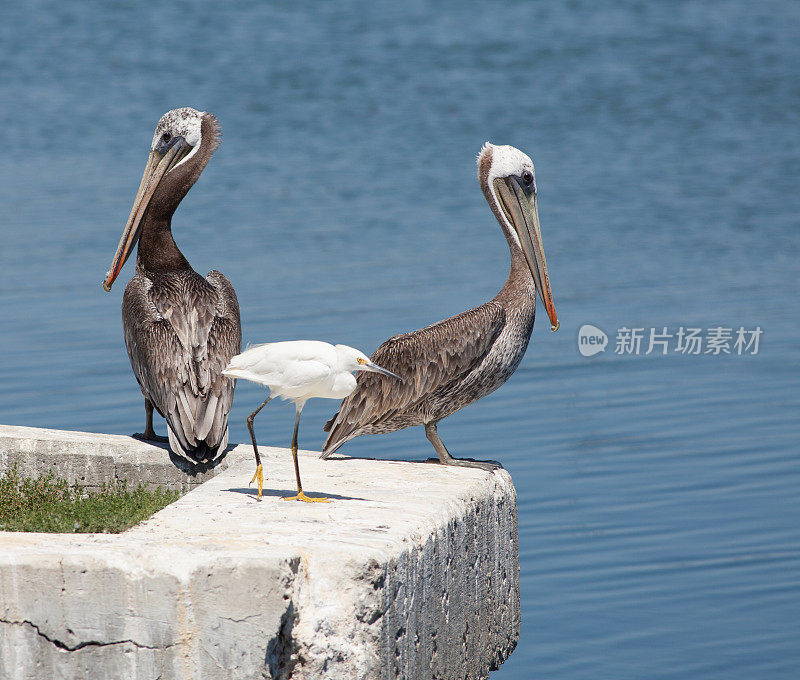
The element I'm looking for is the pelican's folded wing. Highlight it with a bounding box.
[122,270,241,462]
[322,301,505,455]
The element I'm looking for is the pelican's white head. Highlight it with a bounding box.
[478,142,536,192]
[151,107,216,171]
[334,345,402,380]
[477,142,559,332]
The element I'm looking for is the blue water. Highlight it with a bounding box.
[1,1,799,677]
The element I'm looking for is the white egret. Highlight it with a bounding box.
[223,341,400,502]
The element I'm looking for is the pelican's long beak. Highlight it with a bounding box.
[102,140,192,291]
[494,177,559,331]
[358,360,402,381]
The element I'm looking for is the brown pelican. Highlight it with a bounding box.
[322,143,558,470]
[102,108,241,464]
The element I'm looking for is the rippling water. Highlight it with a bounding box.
[1,1,798,677]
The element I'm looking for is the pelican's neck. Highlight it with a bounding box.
[134,115,219,277]
[136,216,192,276]
[481,178,536,306]
[497,236,536,312]
[506,242,535,288]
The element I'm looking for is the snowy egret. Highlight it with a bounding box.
[223,341,400,502]
[102,108,241,463]
[323,143,558,470]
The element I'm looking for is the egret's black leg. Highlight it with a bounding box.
[282,404,329,503]
[290,408,303,494]
[133,399,168,443]
[246,396,272,500]
[424,421,501,472]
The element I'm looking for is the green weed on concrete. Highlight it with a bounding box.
[0,465,180,533]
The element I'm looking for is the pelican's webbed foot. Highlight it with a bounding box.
[134,400,168,443]
[427,457,502,472]
[424,422,502,473]
[132,432,169,444]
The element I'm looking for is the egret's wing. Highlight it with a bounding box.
[225,343,334,390]
[122,270,241,461]
[322,301,505,454]
[279,359,332,393]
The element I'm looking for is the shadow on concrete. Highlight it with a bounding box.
[321,454,503,470]
[127,434,238,475]
[224,487,369,502]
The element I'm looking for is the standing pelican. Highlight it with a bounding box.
[102,108,241,463]
[322,143,558,469]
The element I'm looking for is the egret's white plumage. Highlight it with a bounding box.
[223,341,399,502]
[223,341,373,402]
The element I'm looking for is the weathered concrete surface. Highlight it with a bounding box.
[0,425,519,680]
[0,424,246,492]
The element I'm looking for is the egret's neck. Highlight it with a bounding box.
[331,372,358,399]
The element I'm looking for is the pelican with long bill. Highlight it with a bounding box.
[102,107,241,465]
[104,133,195,291]
[322,143,558,469]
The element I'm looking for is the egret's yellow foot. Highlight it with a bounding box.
[281,491,330,503]
[249,464,264,501]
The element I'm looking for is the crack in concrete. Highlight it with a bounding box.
[220,613,260,624]
[0,618,176,652]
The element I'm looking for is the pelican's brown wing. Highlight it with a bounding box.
[322,301,505,455]
[122,269,241,462]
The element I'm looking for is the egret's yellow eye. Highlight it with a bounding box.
[357,357,367,365]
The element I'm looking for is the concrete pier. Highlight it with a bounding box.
[0,424,519,680]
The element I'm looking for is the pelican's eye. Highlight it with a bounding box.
[162,132,172,143]
[357,357,367,365]
[522,170,533,185]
